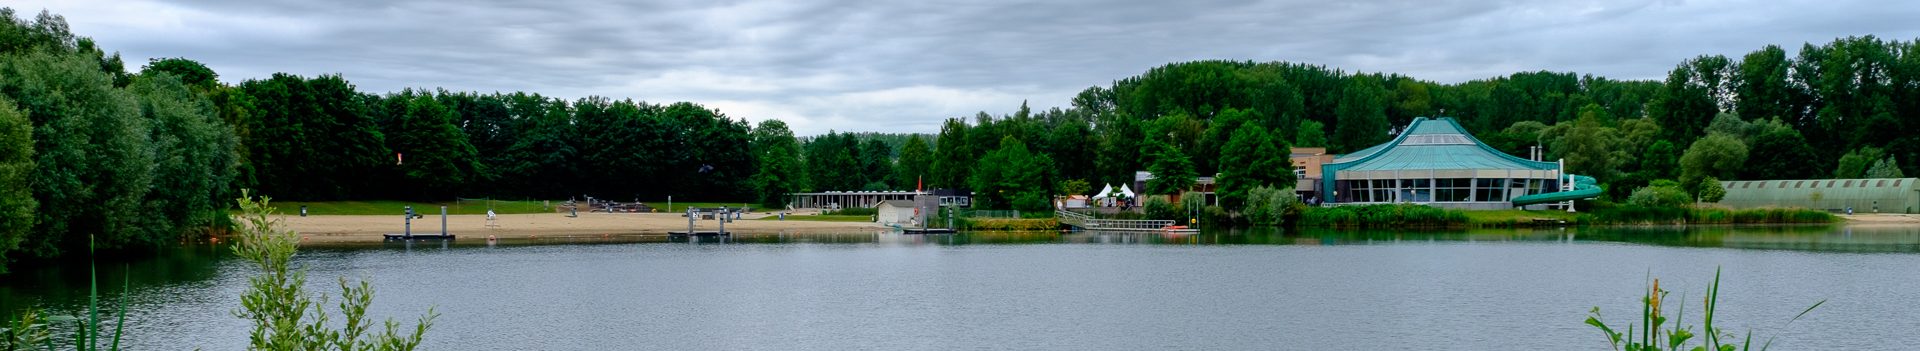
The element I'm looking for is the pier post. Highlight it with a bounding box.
[687,207,695,235]
[718,209,726,234]
[441,206,449,235]
[404,206,413,238]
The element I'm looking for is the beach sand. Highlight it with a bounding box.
[277,212,884,243]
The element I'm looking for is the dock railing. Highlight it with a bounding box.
[1056,210,1175,232]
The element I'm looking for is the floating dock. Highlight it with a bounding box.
[669,231,731,237]
[902,228,956,235]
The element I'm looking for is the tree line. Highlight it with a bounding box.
[7,6,1920,270]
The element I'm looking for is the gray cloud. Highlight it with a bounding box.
[17,0,1919,134]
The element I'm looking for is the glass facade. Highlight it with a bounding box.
[1335,177,1562,203]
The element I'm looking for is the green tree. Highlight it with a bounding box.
[893,135,932,190]
[375,89,481,199]
[859,138,894,189]
[1294,119,1327,147]
[1333,75,1391,153]
[0,98,33,272]
[749,120,807,208]
[1698,176,1727,203]
[1650,55,1734,144]
[1059,179,1092,198]
[1243,186,1295,226]
[1555,105,1620,182]
[1145,138,1196,195]
[129,72,240,240]
[1739,127,1819,180]
[968,136,1050,210]
[1216,123,1295,211]
[1679,133,1749,191]
[1867,157,1905,178]
[1834,147,1884,179]
[139,57,217,90]
[238,73,389,200]
[1735,45,1793,121]
[0,51,155,255]
[930,118,972,189]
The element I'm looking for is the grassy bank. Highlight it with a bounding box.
[1298,204,1470,228]
[1583,205,1837,225]
[756,214,873,222]
[276,199,553,215]
[1295,204,1834,229]
[1464,210,1583,227]
[959,218,1060,231]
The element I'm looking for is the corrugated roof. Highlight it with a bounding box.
[1326,117,1555,172]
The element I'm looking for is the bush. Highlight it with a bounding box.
[1144,197,1184,221]
[1626,184,1692,208]
[959,218,1060,231]
[1201,205,1231,227]
[1012,191,1052,213]
[1243,186,1295,226]
[1298,204,1466,228]
[232,191,435,350]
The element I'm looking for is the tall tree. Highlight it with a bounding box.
[0,51,154,254]
[1145,138,1196,195]
[1216,123,1294,211]
[858,138,894,190]
[1735,45,1793,121]
[1740,127,1820,180]
[749,120,807,208]
[1650,55,1733,144]
[893,135,932,190]
[375,89,480,199]
[238,73,389,200]
[967,136,1050,210]
[930,118,972,189]
[0,98,34,272]
[1679,133,1749,191]
[1333,75,1390,153]
[130,72,240,239]
[1834,147,1884,179]
[1294,119,1327,147]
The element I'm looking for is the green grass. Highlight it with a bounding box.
[1464,210,1582,227]
[274,200,555,216]
[645,201,757,213]
[755,214,873,222]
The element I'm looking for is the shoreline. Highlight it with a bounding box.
[277,212,885,243]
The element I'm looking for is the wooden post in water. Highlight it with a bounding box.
[404,206,413,238]
[718,208,726,234]
[441,206,449,236]
[686,207,695,235]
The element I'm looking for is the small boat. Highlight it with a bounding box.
[1161,225,1199,235]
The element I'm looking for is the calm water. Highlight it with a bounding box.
[6,225,1920,350]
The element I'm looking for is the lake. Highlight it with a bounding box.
[5,225,1919,350]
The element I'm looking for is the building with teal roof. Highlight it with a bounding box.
[1321,117,1595,210]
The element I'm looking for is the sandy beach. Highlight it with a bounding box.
[277,212,885,243]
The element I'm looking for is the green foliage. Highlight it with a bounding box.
[859,139,894,190]
[1294,119,1327,147]
[1627,182,1693,208]
[1866,157,1904,178]
[1144,139,1195,195]
[232,191,435,350]
[893,135,932,190]
[0,50,155,256]
[750,120,808,208]
[0,99,32,272]
[803,132,862,191]
[238,73,390,201]
[957,218,1059,231]
[1059,179,1091,198]
[820,207,877,216]
[968,136,1052,210]
[1679,133,1748,190]
[1556,105,1623,182]
[1143,197,1183,221]
[1586,268,1824,351]
[129,72,240,239]
[1216,123,1295,211]
[1697,177,1726,203]
[1200,205,1230,227]
[1333,75,1390,153]
[375,89,482,199]
[1298,204,1467,228]
[1833,147,1883,179]
[930,118,973,189]
[138,57,216,89]
[1740,125,1819,180]
[1242,186,1294,226]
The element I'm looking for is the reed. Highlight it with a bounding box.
[1585,267,1824,351]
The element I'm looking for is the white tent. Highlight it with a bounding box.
[1090,184,1115,200]
[1118,184,1136,199]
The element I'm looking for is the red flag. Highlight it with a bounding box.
[917,176,923,192]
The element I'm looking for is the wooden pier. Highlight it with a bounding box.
[668,231,731,237]
[902,228,956,235]
[384,233,456,241]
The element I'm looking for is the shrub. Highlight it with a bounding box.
[1012,192,1052,213]
[823,207,877,216]
[960,218,1060,231]
[1201,205,1231,227]
[232,190,436,350]
[1144,197,1184,221]
[1298,204,1465,228]
[1626,183,1692,208]
[1243,186,1295,226]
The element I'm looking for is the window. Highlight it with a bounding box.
[1436,178,1472,202]
[1779,182,1788,188]
[1897,179,1905,187]
[1795,181,1804,188]
[1844,180,1854,187]
[1878,180,1888,187]
[1826,180,1837,188]
[1475,178,1507,202]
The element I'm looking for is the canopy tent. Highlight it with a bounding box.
[1118,184,1136,199]
[1090,184,1115,200]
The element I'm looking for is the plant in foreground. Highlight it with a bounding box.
[3,237,132,351]
[232,190,436,350]
[1585,267,1824,351]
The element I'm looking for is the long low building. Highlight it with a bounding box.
[1718,178,1920,213]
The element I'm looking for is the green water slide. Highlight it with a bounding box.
[1511,174,1600,206]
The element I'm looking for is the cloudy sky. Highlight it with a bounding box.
[14,0,1918,135]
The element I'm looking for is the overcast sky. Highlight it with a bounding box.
[14,0,1919,135]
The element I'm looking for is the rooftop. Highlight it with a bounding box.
[1326,117,1556,172]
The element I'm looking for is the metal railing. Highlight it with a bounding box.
[1056,210,1176,232]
